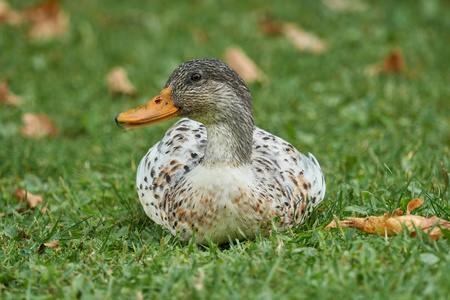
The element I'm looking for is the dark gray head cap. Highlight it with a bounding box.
[164,58,252,106]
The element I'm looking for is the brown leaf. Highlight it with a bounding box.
[24,0,69,40]
[0,0,23,24]
[367,48,405,76]
[382,49,404,73]
[323,199,450,240]
[13,188,43,208]
[19,229,30,239]
[259,14,283,36]
[38,239,59,254]
[281,23,326,53]
[406,198,424,215]
[44,240,59,249]
[392,208,403,217]
[0,0,10,21]
[15,207,27,214]
[106,67,136,96]
[0,207,28,217]
[259,16,326,54]
[21,113,58,139]
[0,81,22,106]
[322,219,354,230]
[224,47,266,83]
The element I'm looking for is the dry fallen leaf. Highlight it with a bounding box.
[0,81,22,106]
[13,188,43,208]
[44,240,59,249]
[224,47,266,83]
[382,48,404,73]
[21,113,58,139]
[0,0,9,21]
[19,229,30,240]
[24,0,69,40]
[38,239,60,254]
[324,198,450,240]
[0,0,23,24]
[260,17,326,54]
[0,0,68,38]
[367,48,405,76]
[281,23,327,53]
[106,67,136,96]
[259,15,284,36]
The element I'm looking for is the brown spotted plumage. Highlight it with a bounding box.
[117,59,325,244]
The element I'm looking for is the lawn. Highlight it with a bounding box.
[1,0,450,299]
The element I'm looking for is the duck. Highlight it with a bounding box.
[116,58,325,244]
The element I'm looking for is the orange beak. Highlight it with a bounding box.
[115,86,181,131]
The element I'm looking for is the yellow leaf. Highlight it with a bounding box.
[323,199,450,240]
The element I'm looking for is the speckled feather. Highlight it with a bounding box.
[118,58,326,244]
[137,118,325,244]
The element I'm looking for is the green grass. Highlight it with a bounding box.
[1,0,450,299]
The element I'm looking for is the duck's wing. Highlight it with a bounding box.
[136,118,206,231]
[252,126,326,225]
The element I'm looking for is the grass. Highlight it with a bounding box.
[1,0,450,298]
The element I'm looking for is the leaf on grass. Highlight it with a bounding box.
[322,0,366,12]
[0,0,68,39]
[21,113,58,138]
[19,229,30,240]
[0,0,23,24]
[260,17,326,53]
[0,0,10,21]
[24,0,69,40]
[281,23,327,53]
[367,48,405,76]
[259,15,284,36]
[38,240,60,254]
[13,188,43,208]
[44,240,59,249]
[106,67,136,96]
[406,198,424,215]
[224,46,266,83]
[323,199,450,240]
[0,81,22,106]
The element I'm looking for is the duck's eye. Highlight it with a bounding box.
[191,73,201,81]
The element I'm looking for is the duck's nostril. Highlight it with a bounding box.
[155,99,162,104]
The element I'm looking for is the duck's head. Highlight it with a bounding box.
[116,58,253,130]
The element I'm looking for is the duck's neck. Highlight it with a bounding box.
[201,117,254,168]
